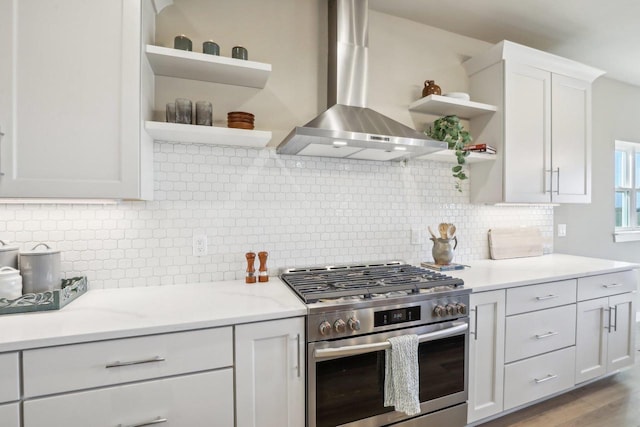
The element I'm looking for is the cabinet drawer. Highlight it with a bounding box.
[505,305,576,362]
[506,279,576,315]
[24,369,233,427]
[0,352,20,403]
[504,346,576,410]
[23,327,232,397]
[578,270,637,301]
[0,403,20,427]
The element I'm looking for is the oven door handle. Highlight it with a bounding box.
[313,322,468,360]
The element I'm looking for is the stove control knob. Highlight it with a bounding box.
[445,304,456,315]
[348,317,361,331]
[456,303,467,314]
[319,321,332,336]
[334,319,347,333]
[433,305,446,317]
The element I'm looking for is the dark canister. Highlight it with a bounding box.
[203,41,220,56]
[174,35,193,51]
[232,46,248,60]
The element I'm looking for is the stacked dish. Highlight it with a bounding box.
[227,111,255,130]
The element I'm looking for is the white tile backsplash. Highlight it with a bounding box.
[1,143,553,288]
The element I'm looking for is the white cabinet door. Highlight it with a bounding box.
[235,317,305,427]
[576,297,608,383]
[0,352,19,403]
[24,370,233,427]
[576,292,636,385]
[0,0,149,199]
[0,403,19,427]
[551,74,591,203]
[467,290,506,423]
[607,292,635,372]
[503,62,552,203]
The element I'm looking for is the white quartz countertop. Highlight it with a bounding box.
[0,253,636,353]
[0,278,306,352]
[450,253,638,292]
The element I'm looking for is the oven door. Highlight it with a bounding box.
[308,320,468,427]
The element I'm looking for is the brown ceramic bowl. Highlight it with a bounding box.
[227,111,254,119]
[228,121,255,130]
[227,117,254,124]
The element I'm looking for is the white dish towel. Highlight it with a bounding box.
[384,334,421,416]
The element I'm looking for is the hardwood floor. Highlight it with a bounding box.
[479,332,640,426]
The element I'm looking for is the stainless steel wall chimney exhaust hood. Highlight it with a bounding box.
[276,0,446,161]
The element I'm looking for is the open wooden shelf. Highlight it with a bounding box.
[409,94,497,119]
[416,149,497,164]
[145,45,271,88]
[145,121,271,148]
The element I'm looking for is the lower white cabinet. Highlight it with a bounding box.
[0,403,19,427]
[467,290,505,423]
[504,346,576,410]
[235,317,305,427]
[22,327,232,397]
[575,292,636,383]
[23,370,233,427]
[0,352,19,403]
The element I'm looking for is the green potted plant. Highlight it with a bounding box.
[425,115,471,192]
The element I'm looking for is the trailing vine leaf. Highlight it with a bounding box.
[425,115,473,192]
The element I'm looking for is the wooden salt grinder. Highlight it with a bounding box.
[245,252,256,284]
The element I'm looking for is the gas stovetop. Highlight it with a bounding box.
[280,261,465,304]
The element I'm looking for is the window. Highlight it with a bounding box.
[614,140,640,242]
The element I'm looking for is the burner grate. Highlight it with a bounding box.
[280,263,464,303]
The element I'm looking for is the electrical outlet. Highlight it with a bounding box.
[557,224,567,237]
[193,234,208,256]
[411,228,423,245]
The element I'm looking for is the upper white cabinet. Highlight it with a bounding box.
[463,40,604,204]
[0,0,153,199]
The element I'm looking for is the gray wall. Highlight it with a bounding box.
[554,78,640,263]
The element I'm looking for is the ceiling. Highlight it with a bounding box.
[369,0,640,87]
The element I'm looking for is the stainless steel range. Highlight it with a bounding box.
[280,261,470,427]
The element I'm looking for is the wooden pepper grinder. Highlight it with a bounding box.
[245,252,256,284]
[258,251,269,282]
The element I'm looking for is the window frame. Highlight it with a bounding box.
[614,140,640,242]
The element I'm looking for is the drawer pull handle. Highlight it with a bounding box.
[120,416,168,427]
[535,331,559,339]
[603,283,623,288]
[106,356,165,369]
[536,294,558,301]
[534,374,558,384]
[294,333,301,378]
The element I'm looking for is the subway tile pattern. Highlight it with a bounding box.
[0,143,553,289]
